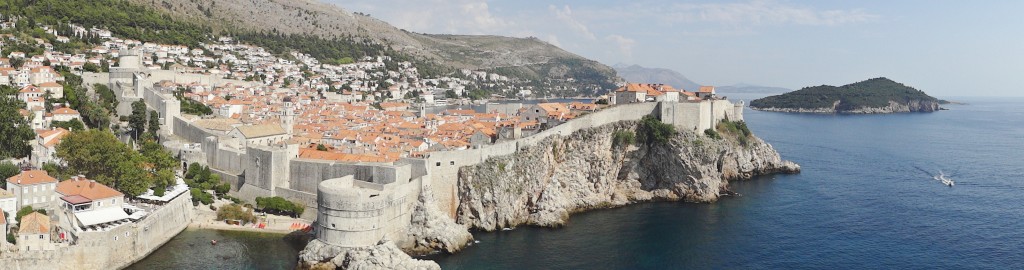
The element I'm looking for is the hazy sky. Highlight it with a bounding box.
[331,0,1024,97]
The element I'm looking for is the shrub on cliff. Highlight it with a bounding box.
[638,115,676,144]
[704,129,721,140]
[613,130,636,147]
[716,120,752,146]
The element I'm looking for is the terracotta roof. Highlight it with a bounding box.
[0,210,5,225]
[19,212,49,234]
[52,107,79,115]
[38,81,61,88]
[56,177,124,200]
[61,194,92,205]
[699,86,715,93]
[6,170,58,185]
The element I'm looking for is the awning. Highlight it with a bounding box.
[75,207,130,227]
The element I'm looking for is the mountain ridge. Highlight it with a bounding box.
[127,0,619,93]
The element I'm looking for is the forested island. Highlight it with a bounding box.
[749,77,943,113]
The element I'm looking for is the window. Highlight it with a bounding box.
[39,235,43,239]
[450,161,455,165]
[435,162,441,166]
[332,223,336,228]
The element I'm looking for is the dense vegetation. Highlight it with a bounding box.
[715,119,752,146]
[53,131,177,197]
[0,0,210,47]
[0,162,18,189]
[612,130,636,147]
[254,196,305,218]
[637,115,677,144]
[0,89,34,159]
[216,203,258,224]
[750,77,938,111]
[184,163,231,205]
[173,88,213,115]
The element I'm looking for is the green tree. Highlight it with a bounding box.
[55,129,152,196]
[51,119,85,131]
[637,115,677,144]
[0,96,35,159]
[316,144,328,151]
[128,100,147,139]
[0,162,19,189]
[148,110,160,137]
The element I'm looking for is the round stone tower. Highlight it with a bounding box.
[316,176,391,248]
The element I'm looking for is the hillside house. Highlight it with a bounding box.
[18,212,53,251]
[6,170,58,209]
[57,176,131,231]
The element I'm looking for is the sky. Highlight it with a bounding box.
[329,0,1024,97]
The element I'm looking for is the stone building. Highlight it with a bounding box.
[228,124,290,149]
[56,176,130,231]
[18,212,53,251]
[6,170,58,210]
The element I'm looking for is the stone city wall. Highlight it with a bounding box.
[424,102,662,216]
[142,86,181,132]
[171,116,220,144]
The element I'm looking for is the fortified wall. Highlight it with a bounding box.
[167,97,742,247]
[424,100,743,215]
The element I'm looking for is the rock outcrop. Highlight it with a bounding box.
[403,189,474,255]
[298,240,440,270]
[455,121,799,231]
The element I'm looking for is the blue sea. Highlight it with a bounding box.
[133,96,1024,269]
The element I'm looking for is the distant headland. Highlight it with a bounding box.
[749,77,944,114]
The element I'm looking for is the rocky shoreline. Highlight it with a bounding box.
[297,120,799,269]
[454,121,799,231]
[752,99,942,114]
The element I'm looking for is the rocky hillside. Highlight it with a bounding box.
[455,121,800,231]
[129,0,619,93]
[750,77,942,113]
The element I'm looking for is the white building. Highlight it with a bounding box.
[57,176,131,231]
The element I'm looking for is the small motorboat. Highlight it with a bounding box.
[934,171,954,187]
[211,240,218,245]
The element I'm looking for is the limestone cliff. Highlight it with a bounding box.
[403,189,474,255]
[455,121,799,231]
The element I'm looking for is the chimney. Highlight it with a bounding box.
[89,180,95,188]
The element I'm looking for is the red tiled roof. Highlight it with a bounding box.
[6,170,58,186]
